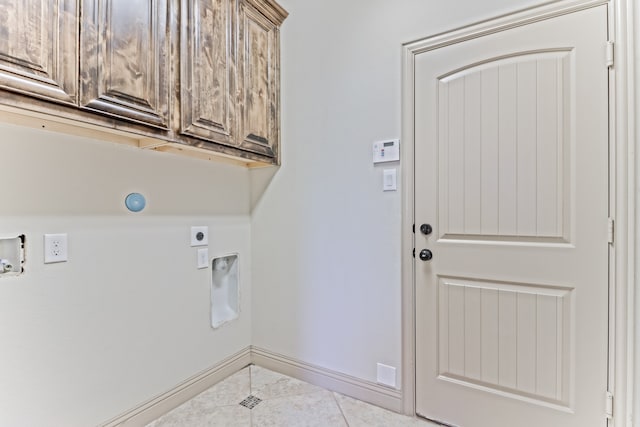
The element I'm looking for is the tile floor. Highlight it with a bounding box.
[147,365,441,427]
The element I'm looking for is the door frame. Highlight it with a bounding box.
[399,0,637,425]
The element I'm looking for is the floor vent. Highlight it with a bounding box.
[239,395,262,409]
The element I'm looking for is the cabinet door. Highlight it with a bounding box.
[238,0,284,159]
[80,0,171,128]
[180,0,236,146]
[0,0,78,104]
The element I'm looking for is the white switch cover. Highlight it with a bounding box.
[376,363,397,388]
[197,248,209,269]
[191,226,208,247]
[383,169,397,191]
[44,234,68,264]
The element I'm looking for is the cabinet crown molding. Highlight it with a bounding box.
[245,0,289,25]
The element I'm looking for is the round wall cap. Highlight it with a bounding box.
[125,193,146,212]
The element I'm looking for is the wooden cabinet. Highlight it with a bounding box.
[180,0,287,160]
[0,0,287,165]
[80,0,172,128]
[237,0,287,159]
[180,0,237,146]
[0,0,79,104]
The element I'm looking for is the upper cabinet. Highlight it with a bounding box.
[0,0,287,165]
[180,0,237,146]
[0,0,79,104]
[80,0,172,128]
[237,0,287,159]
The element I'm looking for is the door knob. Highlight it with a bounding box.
[420,224,432,235]
[419,249,433,261]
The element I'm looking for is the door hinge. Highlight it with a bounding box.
[605,391,613,419]
[413,248,416,258]
[413,224,415,233]
[608,218,614,244]
[606,41,614,68]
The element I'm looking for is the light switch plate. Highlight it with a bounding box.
[383,169,397,191]
[190,226,208,247]
[197,248,209,269]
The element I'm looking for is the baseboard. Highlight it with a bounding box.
[100,347,252,427]
[250,346,403,413]
[100,346,404,426]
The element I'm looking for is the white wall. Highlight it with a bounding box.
[0,123,252,426]
[251,0,546,386]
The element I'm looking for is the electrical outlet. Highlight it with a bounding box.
[190,226,208,247]
[44,234,68,264]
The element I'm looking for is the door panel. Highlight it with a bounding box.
[238,0,280,158]
[80,0,171,128]
[0,0,78,104]
[438,51,570,241]
[437,277,571,405]
[415,6,608,427]
[180,0,237,146]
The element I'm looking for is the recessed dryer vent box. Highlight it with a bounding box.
[211,254,239,329]
[0,235,25,277]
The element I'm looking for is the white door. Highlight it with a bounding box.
[414,5,609,427]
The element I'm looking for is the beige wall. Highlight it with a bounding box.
[0,123,253,426]
[251,0,547,387]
